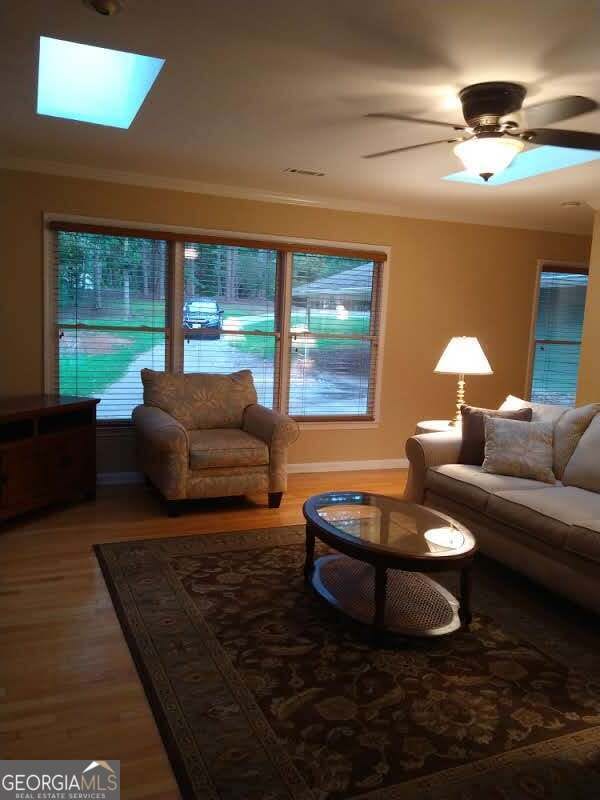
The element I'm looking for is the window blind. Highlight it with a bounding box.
[49,222,386,423]
[531,268,588,405]
[48,221,387,262]
[287,254,381,419]
[181,242,280,408]
[52,230,168,420]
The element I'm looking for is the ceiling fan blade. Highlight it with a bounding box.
[520,96,598,127]
[524,128,600,151]
[362,137,460,159]
[365,113,466,130]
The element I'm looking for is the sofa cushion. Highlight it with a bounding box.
[482,417,555,484]
[487,486,600,548]
[189,428,269,470]
[141,368,257,430]
[566,519,600,564]
[562,413,600,493]
[499,395,569,426]
[458,404,533,466]
[553,403,600,479]
[425,464,547,512]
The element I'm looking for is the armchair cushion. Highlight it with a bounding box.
[188,428,269,470]
[141,368,257,430]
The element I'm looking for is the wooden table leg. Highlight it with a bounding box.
[304,525,315,582]
[374,566,387,628]
[460,565,472,626]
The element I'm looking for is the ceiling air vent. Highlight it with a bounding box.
[284,167,325,177]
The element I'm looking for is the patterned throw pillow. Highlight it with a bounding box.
[499,396,598,478]
[458,404,533,466]
[482,417,556,484]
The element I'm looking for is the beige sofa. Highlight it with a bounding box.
[405,398,600,614]
[132,369,299,515]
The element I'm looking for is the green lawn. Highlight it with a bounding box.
[226,307,370,357]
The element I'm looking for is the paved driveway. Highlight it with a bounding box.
[97,335,366,419]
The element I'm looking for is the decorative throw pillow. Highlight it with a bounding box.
[482,417,556,484]
[499,394,569,426]
[553,403,600,479]
[562,413,600,493]
[458,404,533,466]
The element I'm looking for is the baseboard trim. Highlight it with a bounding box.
[98,459,408,486]
[288,458,408,473]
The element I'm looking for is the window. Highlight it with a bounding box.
[48,222,386,423]
[289,253,380,417]
[52,230,168,420]
[530,265,588,405]
[182,243,280,408]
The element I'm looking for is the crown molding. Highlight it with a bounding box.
[1,155,595,234]
[0,155,416,219]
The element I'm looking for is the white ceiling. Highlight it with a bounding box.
[2,0,600,234]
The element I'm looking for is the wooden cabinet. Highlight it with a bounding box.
[0,395,99,523]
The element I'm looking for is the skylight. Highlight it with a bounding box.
[443,145,600,186]
[37,36,165,129]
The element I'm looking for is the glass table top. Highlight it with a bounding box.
[306,492,475,559]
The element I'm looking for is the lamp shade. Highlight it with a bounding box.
[434,337,493,375]
[454,136,524,181]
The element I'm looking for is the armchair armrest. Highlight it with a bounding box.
[243,404,300,492]
[132,405,189,499]
[404,430,462,503]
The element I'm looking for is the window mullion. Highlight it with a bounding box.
[367,262,383,417]
[169,241,184,373]
[277,251,293,414]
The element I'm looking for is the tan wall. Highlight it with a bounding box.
[578,210,600,404]
[0,168,591,472]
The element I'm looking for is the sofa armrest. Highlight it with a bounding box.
[243,404,300,492]
[132,405,189,499]
[404,431,462,503]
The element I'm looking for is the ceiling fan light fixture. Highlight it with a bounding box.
[453,136,524,181]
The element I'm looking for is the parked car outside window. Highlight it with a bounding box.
[183,297,224,340]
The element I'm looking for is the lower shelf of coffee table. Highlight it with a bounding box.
[311,554,461,637]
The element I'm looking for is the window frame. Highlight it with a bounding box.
[44,214,389,429]
[525,259,589,403]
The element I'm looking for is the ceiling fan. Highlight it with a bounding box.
[363,82,600,181]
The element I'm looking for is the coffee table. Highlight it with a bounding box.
[303,491,477,638]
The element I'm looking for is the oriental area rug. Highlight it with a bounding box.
[95,525,600,800]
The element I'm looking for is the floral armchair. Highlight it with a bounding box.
[132,369,300,516]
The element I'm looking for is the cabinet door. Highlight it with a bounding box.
[38,429,96,500]
[0,444,46,514]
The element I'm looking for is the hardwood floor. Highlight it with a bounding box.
[0,469,406,799]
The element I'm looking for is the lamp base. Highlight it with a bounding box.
[450,374,466,426]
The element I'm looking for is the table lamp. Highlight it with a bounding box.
[434,337,493,426]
